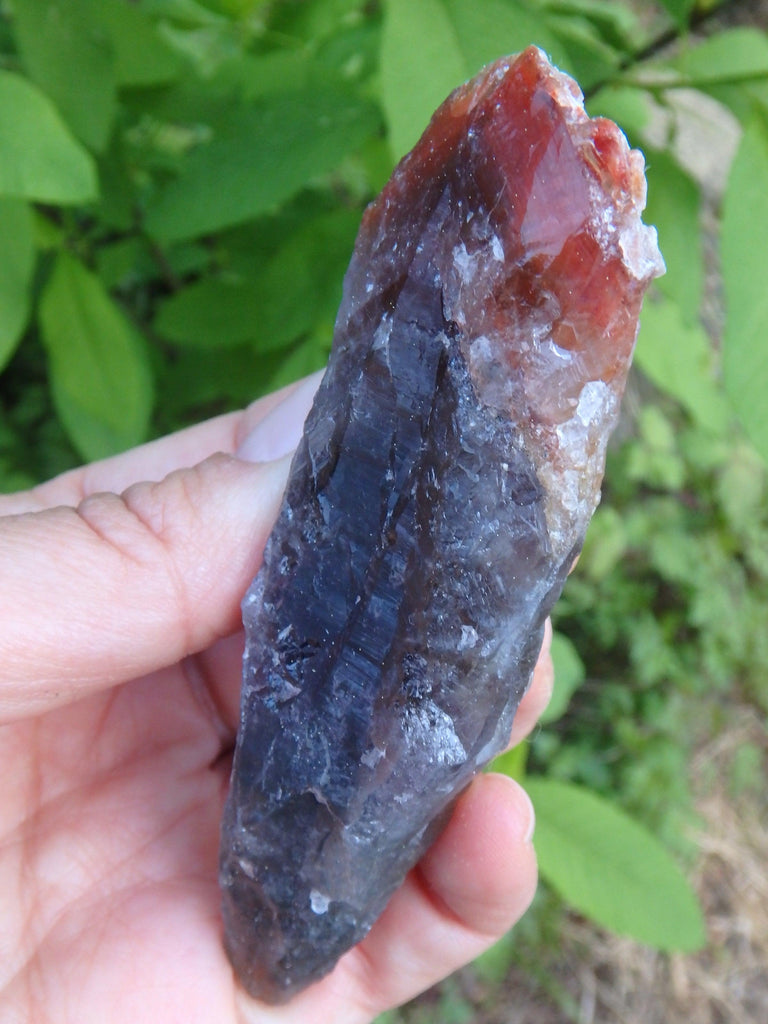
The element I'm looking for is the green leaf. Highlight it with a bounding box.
[97,0,183,87]
[643,151,702,325]
[155,21,239,79]
[526,778,706,951]
[250,209,360,354]
[536,0,638,54]
[0,198,35,371]
[635,296,730,434]
[488,740,528,782]
[702,78,768,127]
[0,71,97,203]
[657,0,695,31]
[154,344,269,426]
[379,0,467,161]
[716,441,767,533]
[145,85,378,242]
[196,0,268,18]
[216,51,316,100]
[541,631,585,724]
[12,0,117,152]
[315,17,381,87]
[140,0,226,27]
[579,505,626,582]
[381,0,567,160]
[545,14,619,91]
[268,0,369,45]
[677,27,768,87]
[32,209,65,250]
[626,406,686,491]
[96,141,137,232]
[155,276,261,349]
[632,29,768,95]
[721,113,768,463]
[442,0,568,84]
[586,84,650,141]
[155,209,359,349]
[39,252,154,460]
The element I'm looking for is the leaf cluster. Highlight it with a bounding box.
[509,1,768,958]
[2,0,767,469]
[1,0,384,473]
[523,399,768,902]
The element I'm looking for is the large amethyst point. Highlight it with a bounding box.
[220,46,663,1002]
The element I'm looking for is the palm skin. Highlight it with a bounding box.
[2,658,237,1022]
[0,378,547,1024]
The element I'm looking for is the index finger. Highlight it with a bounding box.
[0,372,323,516]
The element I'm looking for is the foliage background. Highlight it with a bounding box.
[1,0,767,1019]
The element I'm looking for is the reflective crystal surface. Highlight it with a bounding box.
[219,46,664,1003]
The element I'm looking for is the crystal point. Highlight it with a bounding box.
[219,46,663,1002]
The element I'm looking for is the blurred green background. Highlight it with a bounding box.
[1,0,767,1020]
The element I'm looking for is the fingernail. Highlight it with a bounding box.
[520,785,536,844]
[236,371,323,464]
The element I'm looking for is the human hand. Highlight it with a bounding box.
[0,374,552,1024]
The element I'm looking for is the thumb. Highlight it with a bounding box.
[0,452,290,723]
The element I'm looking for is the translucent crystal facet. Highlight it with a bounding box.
[219,46,664,1003]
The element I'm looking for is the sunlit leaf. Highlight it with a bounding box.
[526,778,706,951]
[0,71,97,203]
[442,0,568,81]
[541,631,586,724]
[721,113,768,463]
[635,296,730,435]
[39,252,153,460]
[643,150,702,325]
[381,0,567,160]
[677,27,768,86]
[586,85,650,141]
[488,741,527,783]
[380,0,467,161]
